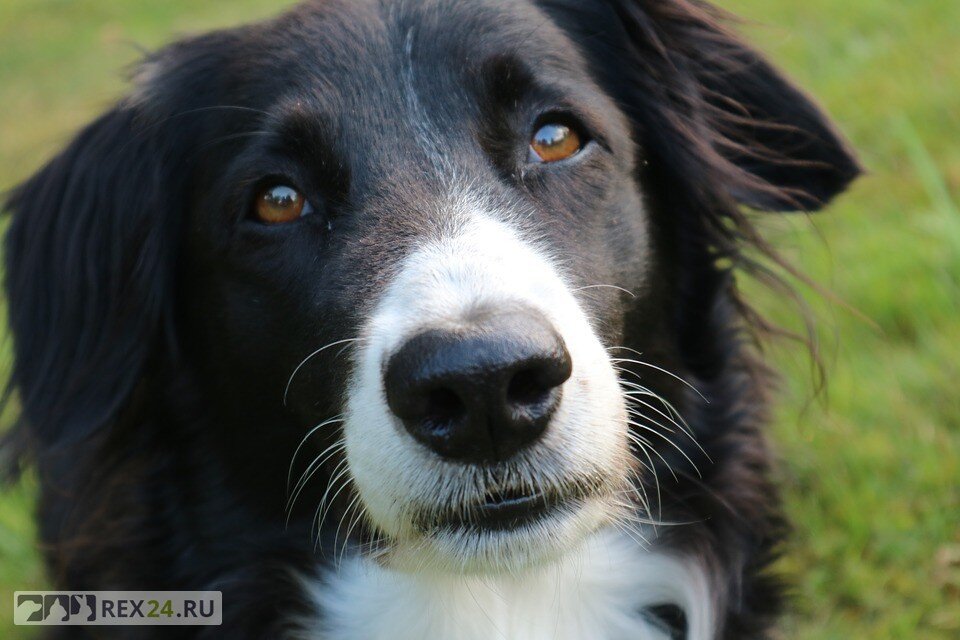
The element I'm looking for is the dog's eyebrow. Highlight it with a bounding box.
[239,101,351,198]
[266,101,343,159]
[478,53,538,107]
[476,52,590,116]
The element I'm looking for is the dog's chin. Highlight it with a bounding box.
[383,493,615,575]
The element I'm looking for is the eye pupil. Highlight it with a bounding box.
[530,122,583,163]
[255,184,307,223]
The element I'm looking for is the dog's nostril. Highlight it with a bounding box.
[507,368,551,406]
[423,387,465,425]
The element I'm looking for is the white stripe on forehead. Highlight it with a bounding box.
[402,26,452,176]
[366,204,581,358]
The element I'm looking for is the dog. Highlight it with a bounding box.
[2,0,859,638]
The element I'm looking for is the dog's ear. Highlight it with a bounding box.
[602,0,861,211]
[3,104,180,449]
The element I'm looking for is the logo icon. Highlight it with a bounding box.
[15,594,97,625]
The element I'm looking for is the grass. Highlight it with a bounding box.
[0,0,958,637]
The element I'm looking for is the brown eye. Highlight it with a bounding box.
[254,184,313,224]
[529,123,583,163]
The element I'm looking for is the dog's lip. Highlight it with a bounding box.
[435,489,567,532]
[416,474,607,534]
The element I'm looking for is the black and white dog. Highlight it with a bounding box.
[3,0,859,638]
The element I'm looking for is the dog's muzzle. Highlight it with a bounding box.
[343,214,630,568]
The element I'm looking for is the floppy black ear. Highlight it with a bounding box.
[3,104,179,448]
[605,0,861,211]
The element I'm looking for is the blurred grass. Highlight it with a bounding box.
[0,0,958,638]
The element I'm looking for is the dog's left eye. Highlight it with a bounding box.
[254,184,315,224]
[528,122,583,163]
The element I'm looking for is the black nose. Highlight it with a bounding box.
[384,308,572,463]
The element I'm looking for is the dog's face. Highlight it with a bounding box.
[183,0,647,571]
[5,0,859,574]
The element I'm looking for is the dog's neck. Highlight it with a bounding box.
[300,529,713,640]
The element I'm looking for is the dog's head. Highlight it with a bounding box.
[4,0,858,573]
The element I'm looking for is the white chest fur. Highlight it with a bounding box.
[301,530,713,640]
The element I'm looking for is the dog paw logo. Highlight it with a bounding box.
[15,593,96,625]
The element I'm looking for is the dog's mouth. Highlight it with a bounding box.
[418,477,602,535]
[442,488,560,531]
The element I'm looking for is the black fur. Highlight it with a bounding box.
[3,1,858,638]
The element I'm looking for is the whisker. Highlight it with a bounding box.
[283,338,361,406]
[615,362,712,464]
[625,427,680,482]
[609,516,651,549]
[615,502,707,528]
[610,497,660,530]
[621,387,711,461]
[317,465,356,539]
[620,382,689,426]
[312,458,350,542]
[343,501,368,556]
[335,491,364,566]
[625,404,676,435]
[607,349,708,401]
[627,417,702,478]
[286,415,345,493]
[618,375,694,428]
[626,442,662,520]
[286,438,346,524]
[618,474,653,521]
[622,389,688,433]
[571,283,637,298]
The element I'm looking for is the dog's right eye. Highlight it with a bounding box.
[528,122,584,163]
[254,184,315,224]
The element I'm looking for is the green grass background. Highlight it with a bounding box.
[0,0,958,637]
